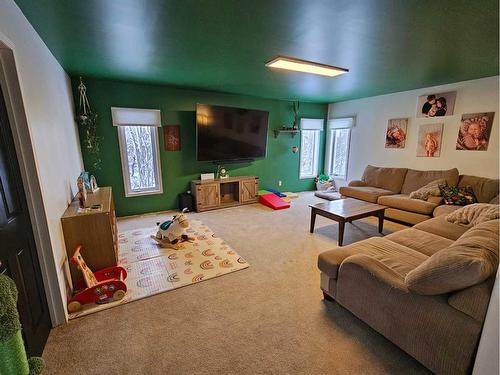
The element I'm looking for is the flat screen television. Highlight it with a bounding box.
[196,104,269,162]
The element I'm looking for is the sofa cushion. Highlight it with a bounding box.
[318,237,427,279]
[405,220,499,295]
[377,194,438,215]
[339,186,394,203]
[409,178,446,200]
[414,215,469,240]
[446,203,499,227]
[459,175,499,203]
[361,165,408,193]
[384,208,430,225]
[385,228,454,256]
[440,185,478,206]
[347,180,368,187]
[433,204,461,217]
[314,191,342,201]
[400,168,459,195]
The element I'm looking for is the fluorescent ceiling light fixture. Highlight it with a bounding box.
[266,56,348,77]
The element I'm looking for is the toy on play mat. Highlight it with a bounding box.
[259,193,290,210]
[67,245,128,313]
[151,208,195,249]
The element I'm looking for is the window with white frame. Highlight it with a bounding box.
[112,107,163,197]
[324,117,354,180]
[299,118,323,179]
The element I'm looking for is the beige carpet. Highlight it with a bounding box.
[42,192,430,374]
[68,220,249,319]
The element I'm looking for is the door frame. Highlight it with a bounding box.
[0,32,66,325]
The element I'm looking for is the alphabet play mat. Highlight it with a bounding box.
[68,220,249,319]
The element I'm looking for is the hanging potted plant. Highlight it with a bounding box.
[76,77,101,170]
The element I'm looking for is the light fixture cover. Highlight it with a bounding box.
[266,56,348,77]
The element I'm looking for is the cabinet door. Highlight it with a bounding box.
[196,183,220,210]
[240,179,258,203]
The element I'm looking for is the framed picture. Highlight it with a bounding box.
[456,112,495,151]
[385,118,408,148]
[163,125,181,151]
[416,123,443,157]
[416,91,457,118]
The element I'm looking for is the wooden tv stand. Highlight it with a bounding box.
[191,176,259,212]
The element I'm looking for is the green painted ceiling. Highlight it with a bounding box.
[14,0,499,103]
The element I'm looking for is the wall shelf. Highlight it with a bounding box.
[274,129,300,138]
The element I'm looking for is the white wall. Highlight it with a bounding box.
[0,0,83,324]
[329,76,499,183]
[473,271,499,375]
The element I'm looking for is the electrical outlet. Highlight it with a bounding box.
[278,180,282,187]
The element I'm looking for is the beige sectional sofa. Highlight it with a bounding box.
[339,165,499,224]
[318,214,499,375]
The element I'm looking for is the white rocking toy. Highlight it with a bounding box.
[151,208,195,249]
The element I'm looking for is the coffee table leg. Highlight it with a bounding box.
[310,209,317,233]
[378,211,384,234]
[338,220,345,246]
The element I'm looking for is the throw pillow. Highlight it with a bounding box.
[439,185,477,206]
[409,178,447,201]
[405,219,499,295]
[446,203,499,226]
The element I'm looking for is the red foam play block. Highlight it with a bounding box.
[259,193,290,210]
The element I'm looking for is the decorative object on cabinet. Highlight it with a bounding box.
[76,177,87,209]
[200,173,215,180]
[216,165,229,179]
[89,175,99,193]
[61,187,118,287]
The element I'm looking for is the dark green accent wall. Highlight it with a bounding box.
[73,77,328,217]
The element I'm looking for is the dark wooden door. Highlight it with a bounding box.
[0,85,51,356]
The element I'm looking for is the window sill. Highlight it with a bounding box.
[124,189,163,198]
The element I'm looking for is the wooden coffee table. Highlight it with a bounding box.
[309,198,387,246]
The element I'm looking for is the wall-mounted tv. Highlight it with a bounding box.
[196,104,269,162]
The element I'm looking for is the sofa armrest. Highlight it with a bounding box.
[348,180,368,187]
[340,254,408,292]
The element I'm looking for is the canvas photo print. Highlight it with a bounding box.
[456,112,495,151]
[385,118,408,148]
[416,123,443,157]
[416,91,456,118]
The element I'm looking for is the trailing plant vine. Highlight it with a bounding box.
[76,77,101,170]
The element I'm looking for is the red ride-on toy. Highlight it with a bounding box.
[67,245,128,313]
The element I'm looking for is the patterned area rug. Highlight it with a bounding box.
[68,220,249,319]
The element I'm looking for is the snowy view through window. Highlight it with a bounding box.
[123,126,157,191]
[300,130,318,178]
[331,129,350,178]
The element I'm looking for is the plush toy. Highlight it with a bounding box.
[151,208,195,249]
[0,274,44,375]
